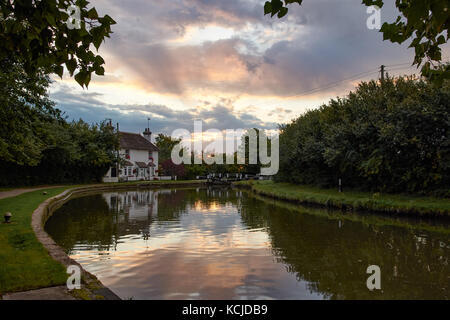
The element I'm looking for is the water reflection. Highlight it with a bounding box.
[45,188,450,300]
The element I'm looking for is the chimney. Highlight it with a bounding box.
[143,128,152,142]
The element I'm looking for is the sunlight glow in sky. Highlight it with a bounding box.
[49,0,450,135]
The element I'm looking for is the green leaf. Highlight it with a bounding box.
[54,65,63,78]
[264,2,273,15]
[95,66,105,76]
[278,7,288,18]
[66,58,77,76]
[74,71,88,87]
[87,8,99,19]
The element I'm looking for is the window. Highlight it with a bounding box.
[125,149,130,159]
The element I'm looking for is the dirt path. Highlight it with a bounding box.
[0,186,63,200]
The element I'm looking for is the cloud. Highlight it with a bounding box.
[91,0,445,97]
[50,85,277,134]
[51,0,450,129]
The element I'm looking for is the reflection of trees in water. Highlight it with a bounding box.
[46,188,242,253]
[45,194,119,252]
[238,195,450,299]
[46,188,449,299]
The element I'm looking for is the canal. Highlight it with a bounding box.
[45,187,450,299]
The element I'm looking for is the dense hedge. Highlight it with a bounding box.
[0,60,118,186]
[276,77,450,196]
[0,121,118,186]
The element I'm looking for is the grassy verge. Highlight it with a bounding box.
[0,187,71,295]
[235,180,450,217]
[0,180,204,295]
[248,191,450,234]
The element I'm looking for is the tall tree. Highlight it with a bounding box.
[0,59,119,185]
[155,134,183,162]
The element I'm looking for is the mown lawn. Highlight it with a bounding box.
[0,187,70,295]
[236,180,450,217]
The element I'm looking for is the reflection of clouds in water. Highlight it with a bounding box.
[69,188,323,300]
[52,188,450,300]
[106,247,321,300]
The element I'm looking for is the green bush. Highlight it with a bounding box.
[276,76,450,195]
[0,60,118,186]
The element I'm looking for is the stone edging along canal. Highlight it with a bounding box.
[32,181,206,300]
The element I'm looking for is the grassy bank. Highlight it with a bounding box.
[235,180,450,217]
[0,180,204,295]
[0,187,71,294]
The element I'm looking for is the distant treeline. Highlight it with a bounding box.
[0,60,118,186]
[276,77,450,196]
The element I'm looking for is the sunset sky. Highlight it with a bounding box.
[49,0,450,136]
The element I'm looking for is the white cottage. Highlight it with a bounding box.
[103,128,159,182]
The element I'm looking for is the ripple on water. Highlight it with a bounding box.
[45,188,450,300]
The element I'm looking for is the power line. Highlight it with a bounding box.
[285,68,379,98]
[385,62,412,68]
[386,58,450,73]
[262,57,449,110]
[385,56,449,69]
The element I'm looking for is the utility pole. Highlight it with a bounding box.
[380,65,385,82]
[116,122,120,179]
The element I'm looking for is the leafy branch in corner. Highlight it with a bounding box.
[0,0,116,88]
[264,0,450,85]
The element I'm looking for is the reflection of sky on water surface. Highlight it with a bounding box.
[68,189,321,299]
[46,188,450,300]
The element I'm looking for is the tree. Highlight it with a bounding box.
[0,0,115,87]
[0,58,58,166]
[160,159,185,178]
[276,74,450,195]
[264,0,450,84]
[0,59,119,185]
[155,134,183,162]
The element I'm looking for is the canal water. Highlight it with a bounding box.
[45,187,449,300]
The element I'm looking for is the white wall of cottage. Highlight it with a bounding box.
[119,148,159,178]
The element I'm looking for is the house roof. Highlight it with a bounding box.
[135,162,148,168]
[120,132,159,152]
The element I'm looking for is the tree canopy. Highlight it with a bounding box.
[0,59,118,185]
[276,74,450,196]
[264,0,450,84]
[0,0,115,87]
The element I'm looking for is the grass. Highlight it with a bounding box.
[0,187,71,295]
[235,180,450,217]
[0,179,205,295]
[248,191,450,234]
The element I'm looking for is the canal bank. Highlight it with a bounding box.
[0,180,205,299]
[2,180,448,299]
[234,180,450,217]
[43,186,450,299]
